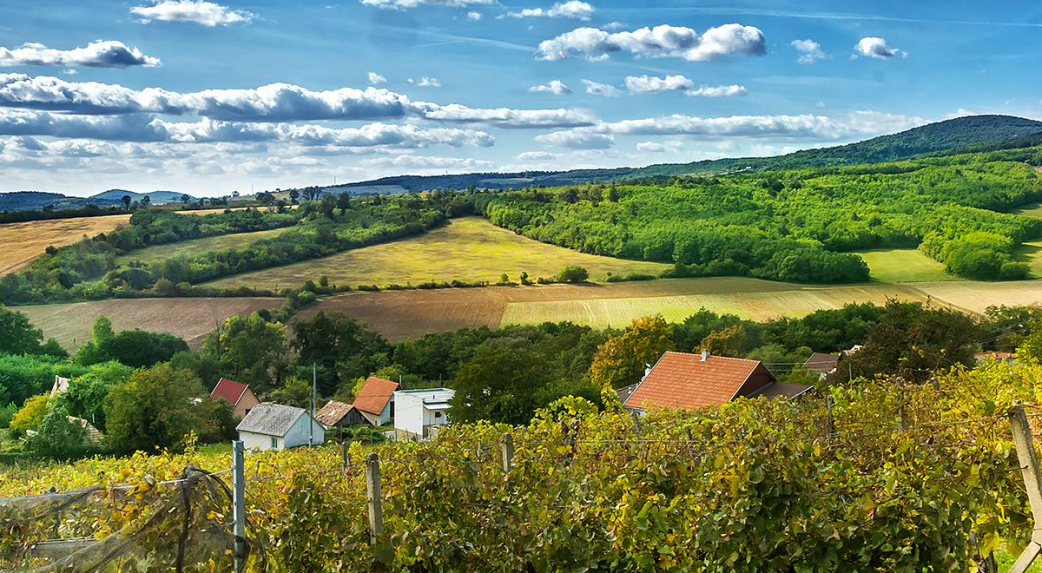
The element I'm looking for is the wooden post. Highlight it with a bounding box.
[501,433,514,473]
[232,440,246,572]
[1008,405,1042,572]
[365,453,383,545]
[825,395,835,435]
[342,441,351,473]
[630,410,642,436]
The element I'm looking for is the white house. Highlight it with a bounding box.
[235,403,325,451]
[393,388,454,441]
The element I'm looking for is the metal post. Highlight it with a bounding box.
[232,440,246,572]
[1008,405,1042,573]
[501,433,514,473]
[365,453,383,545]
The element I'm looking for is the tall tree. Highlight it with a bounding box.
[589,315,674,390]
[0,305,43,355]
[105,364,207,454]
[205,313,286,391]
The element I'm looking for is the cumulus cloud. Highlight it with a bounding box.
[529,80,572,95]
[0,41,160,68]
[854,37,906,60]
[360,0,494,11]
[582,79,621,97]
[516,150,558,161]
[0,74,592,128]
[130,0,253,26]
[363,155,495,170]
[686,84,747,97]
[538,23,765,62]
[625,74,694,93]
[508,1,594,20]
[636,140,681,153]
[368,71,387,85]
[466,11,482,19]
[536,130,614,149]
[409,76,442,87]
[791,39,825,64]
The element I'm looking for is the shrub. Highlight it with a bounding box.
[556,265,589,283]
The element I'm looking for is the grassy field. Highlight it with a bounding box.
[0,214,132,277]
[115,226,295,265]
[855,248,954,283]
[206,217,671,290]
[18,297,282,350]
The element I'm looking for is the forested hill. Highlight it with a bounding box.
[328,115,1042,194]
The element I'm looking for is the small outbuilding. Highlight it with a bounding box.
[211,378,261,419]
[316,400,366,429]
[353,376,399,426]
[804,352,840,380]
[393,388,454,441]
[50,376,70,398]
[236,403,325,451]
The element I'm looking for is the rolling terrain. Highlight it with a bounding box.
[0,214,132,277]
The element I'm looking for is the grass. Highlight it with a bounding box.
[0,214,132,277]
[854,248,955,283]
[115,226,296,266]
[205,217,671,290]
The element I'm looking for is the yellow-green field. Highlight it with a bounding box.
[116,226,296,265]
[0,214,132,277]
[205,217,671,290]
[855,248,955,283]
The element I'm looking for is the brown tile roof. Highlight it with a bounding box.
[624,351,769,411]
[353,376,399,415]
[211,378,250,405]
[316,400,355,426]
[804,352,840,374]
[752,382,813,399]
[617,383,639,404]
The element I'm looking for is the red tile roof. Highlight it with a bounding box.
[316,400,355,426]
[353,376,399,415]
[624,351,771,411]
[211,378,250,405]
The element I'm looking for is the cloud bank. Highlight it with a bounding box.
[508,1,594,20]
[0,41,161,68]
[537,23,766,62]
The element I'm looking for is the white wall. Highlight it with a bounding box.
[359,402,392,427]
[240,430,281,451]
[394,390,453,439]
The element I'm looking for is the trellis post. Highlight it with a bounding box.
[501,433,514,473]
[365,453,383,545]
[232,440,246,572]
[1008,405,1042,572]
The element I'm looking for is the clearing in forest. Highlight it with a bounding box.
[205,217,671,290]
[855,248,955,283]
[115,226,297,266]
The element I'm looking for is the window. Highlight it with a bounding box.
[271,436,278,449]
[434,411,443,419]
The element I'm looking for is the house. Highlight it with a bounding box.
[316,400,366,429]
[50,376,70,398]
[804,352,840,380]
[353,376,399,426]
[975,351,1015,365]
[617,382,640,404]
[210,378,261,419]
[68,416,102,444]
[236,403,325,451]
[393,388,454,441]
[623,350,812,413]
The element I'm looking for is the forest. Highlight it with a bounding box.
[482,151,1042,281]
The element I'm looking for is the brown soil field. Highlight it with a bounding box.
[0,214,132,277]
[18,297,283,350]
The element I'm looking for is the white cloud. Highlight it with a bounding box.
[368,71,387,85]
[529,79,572,95]
[130,0,253,26]
[466,11,482,19]
[625,74,694,94]
[61,68,78,76]
[0,74,593,128]
[538,23,765,62]
[508,1,594,20]
[686,84,747,97]
[636,140,681,152]
[854,37,906,60]
[536,130,614,149]
[0,41,160,68]
[582,79,621,97]
[363,155,495,170]
[516,150,559,161]
[791,39,825,64]
[409,76,442,87]
[360,0,494,11]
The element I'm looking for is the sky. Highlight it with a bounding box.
[1,0,1042,196]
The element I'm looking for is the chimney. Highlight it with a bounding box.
[642,363,652,380]
[700,349,710,362]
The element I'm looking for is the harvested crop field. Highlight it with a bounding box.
[911,280,1042,313]
[116,226,296,265]
[206,217,671,290]
[18,297,283,350]
[0,214,131,277]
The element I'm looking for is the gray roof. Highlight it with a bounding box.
[236,403,306,437]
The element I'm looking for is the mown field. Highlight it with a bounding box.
[0,214,132,277]
[854,248,955,283]
[115,226,295,265]
[205,217,672,290]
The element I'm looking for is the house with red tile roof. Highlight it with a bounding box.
[353,376,399,426]
[210,378,261,420]
[623,350,811,413]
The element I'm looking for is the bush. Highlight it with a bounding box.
[556,265,589,283]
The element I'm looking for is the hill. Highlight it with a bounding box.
[89,190,193,205]
[0,189,197,213]
[326,115,1042,194]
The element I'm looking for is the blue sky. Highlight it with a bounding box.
[1,0,1042,196]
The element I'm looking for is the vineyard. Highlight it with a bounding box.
[4,362,1042,571]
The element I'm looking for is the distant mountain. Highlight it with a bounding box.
[0,189,196,213]
[326,114,1042,194]
[89,190,192,205]
[0,192,79,212]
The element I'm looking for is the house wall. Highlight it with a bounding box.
[283,413,326,448]
[359,402,392,427]
[332,408,367,427]
[394,390,453,440]
[737,365,776,397]
[240,430,282,451]
[233,389,261,419]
